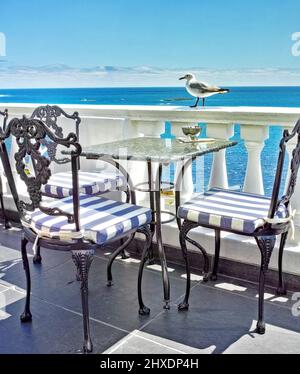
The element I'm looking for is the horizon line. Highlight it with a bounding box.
[2,85,300,90]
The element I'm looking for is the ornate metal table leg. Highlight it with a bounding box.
[72,249,94,353]
[155,163,171,310]
[178,222,192,311]
[20,236,32,323]
[137,225,152,315]
[255,236,276,335]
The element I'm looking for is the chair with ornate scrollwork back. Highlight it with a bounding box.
[0,115,153,353]
[269,120,300,219]
[0,115,88,349]
[30,104,129,202]
[265,119,300,295]
[0,109,11,229]
[30,105,80,165]
[176,118,300,336]
[30,104,131,266]
[0,116,82,228]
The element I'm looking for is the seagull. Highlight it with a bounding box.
[179,73,230,108]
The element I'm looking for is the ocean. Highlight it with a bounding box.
[1,86,299,196]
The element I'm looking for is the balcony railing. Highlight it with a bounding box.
[2,104,300,277]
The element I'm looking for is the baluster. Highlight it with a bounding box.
[241,125,269,195]
[206,123,234,189]
[171,122,196,203]
[129,120,166,204]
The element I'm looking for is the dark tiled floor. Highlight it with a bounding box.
[1,223,300,354]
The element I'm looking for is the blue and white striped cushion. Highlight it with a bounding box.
[41,171,126,198]
[29,194,151,245]
[178,188,288,234]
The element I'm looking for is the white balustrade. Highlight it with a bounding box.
[2,103,300,248]
[240,125,269,195]
[127,120,165,205]
[206,123,234,189]
[171,122,198,203]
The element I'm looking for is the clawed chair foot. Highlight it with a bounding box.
[4,221,12,230]
[178,302,189,311]
[121,250,130,260]
[255,321,266,335]
[276,287,287,296]
[139,306,151,316]
[20,311,32,323]
[83,340,93,354]
[163,301,171,310]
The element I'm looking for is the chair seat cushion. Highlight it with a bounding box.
[41,171,126,198]
[29,194,151,245]
[178,188,288,234]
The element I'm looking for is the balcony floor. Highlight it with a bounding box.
[0,223,300,355]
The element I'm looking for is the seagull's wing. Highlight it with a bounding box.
[189,81,221,93]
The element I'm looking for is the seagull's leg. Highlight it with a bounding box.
[190,98,199,108]
[202,98,206,107]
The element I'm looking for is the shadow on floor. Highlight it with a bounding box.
[0,225,300,354]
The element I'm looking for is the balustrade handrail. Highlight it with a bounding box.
[2,104,300,127]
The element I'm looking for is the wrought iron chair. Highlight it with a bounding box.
[176,119,300,335]
[30,105,133,264]
[0,115,152,353]
[0,109,11,229]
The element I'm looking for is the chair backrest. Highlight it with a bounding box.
[0,115,82,232]
[30,105,81,165]
[0,109,8,129]
[269,119,300,218]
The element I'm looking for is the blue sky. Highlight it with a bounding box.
[1,0,300,87]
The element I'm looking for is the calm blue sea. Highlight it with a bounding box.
[1,86,299,196]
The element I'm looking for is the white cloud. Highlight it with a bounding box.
[1,63,300,88]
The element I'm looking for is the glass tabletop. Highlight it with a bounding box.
[79,137,237,163]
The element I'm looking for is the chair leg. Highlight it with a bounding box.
[0,178,11,229]
[20,237,32,323]
[184,227,210,282]
[120,238,130,260]
[72,250,94,354]
[277,232,288,296]
[33,245,42,265]
[255,236,276,335]
[211,229,221,281]
[178,221,210,311]
[178,225,191,311]
[137,225,152,315]
[107,234,135,287]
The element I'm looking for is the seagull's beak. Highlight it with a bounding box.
[179,76,186,81]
